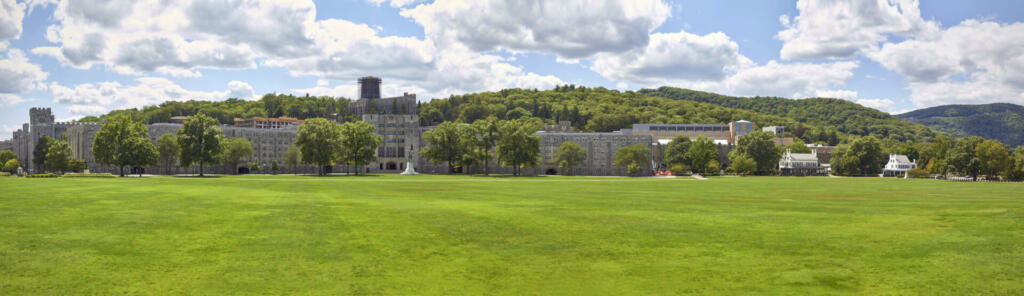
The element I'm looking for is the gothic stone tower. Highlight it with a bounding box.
[358,76,381,100]
[27,107,55,172]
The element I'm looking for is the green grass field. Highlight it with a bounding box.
[0,175,1021,295]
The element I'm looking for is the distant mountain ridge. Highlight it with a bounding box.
[897,103,1024,147]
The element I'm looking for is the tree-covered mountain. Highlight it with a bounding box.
[897,103,1024,147]
[78,85,944,146]
[417,85,938,145]
[77,94,354,125]
[640,87,940,142]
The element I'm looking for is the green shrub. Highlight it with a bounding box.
[906,168,930,178]
[26,173,58,178]
[0,172,10,177]
[668,163,690,176]
[61,173,117,178]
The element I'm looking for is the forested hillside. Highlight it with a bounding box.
[640,87,939,142]
[78,85,944,146]
[78,94,353,125]
[415,86,835,137]
[898,103,1024,147]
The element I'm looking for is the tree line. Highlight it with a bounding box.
[419,117,541,176]
[79,94,355,126]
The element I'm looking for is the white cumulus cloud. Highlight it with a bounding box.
[777,0,937,60]
[49,78,257,116]
[32,0,562,99]
[592,31,754,85]
[0,0,25,41]
[401,0,671,59]
[0,49,48,94]
[871,20,1024,107]
[589,28,859,100]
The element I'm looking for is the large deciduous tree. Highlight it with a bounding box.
[946,136,984,180]
[339,120,381,175]
[498,118,541,176]
[177,113,225,177]
[974,139,1009,178]
[555,141,587,176]
[285,144,301,175]
[94,114,151,177]
[469,116,501,175]
[295,118,342,176]
[125,137,158,177]
[421,121,465,174]
[735,131,782,175]
[663,135,691,169]
[0,150,15,167]
[686,136,718,175]
[1004,147,1024,181]
[33,136,55,173]
[458,123,486,173]
[156,134,179,175]
[614,143,651,177]
[222,137,254,174]
[831,136,885,176]
[45,137,73,174]
[728,151,756,176]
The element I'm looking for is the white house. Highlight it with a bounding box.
[882,154,917,177]
[779,149,823,176]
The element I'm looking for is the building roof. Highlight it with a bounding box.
[890,154,912,163]
[536,131,630,136]
[233,117,303,123]
[787,153,818,162]
[628,123,730,129]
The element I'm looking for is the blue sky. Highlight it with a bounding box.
[2,0,1023,139]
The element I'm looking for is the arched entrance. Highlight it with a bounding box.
[386,162,397,170]
[545,168,558,175]
[238,167,250,174]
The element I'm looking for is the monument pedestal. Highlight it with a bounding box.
[400,161,418,175]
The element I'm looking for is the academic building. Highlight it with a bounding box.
[0,77,809,177]
[620,120,755,144]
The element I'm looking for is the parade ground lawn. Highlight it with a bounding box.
[0,175,1021,295]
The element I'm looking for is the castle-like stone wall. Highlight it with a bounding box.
[348,94,417,115]
[538,131,653,176]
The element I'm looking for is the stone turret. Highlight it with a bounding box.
[29,107,54,126]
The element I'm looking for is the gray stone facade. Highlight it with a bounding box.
[362,114,420,173]
[7,107,91,173]
[4,78,761,176]
[621,120,754,144]
[348,93,417,115]
[537,131,653,176]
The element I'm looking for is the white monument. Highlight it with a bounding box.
[401,145,418,175]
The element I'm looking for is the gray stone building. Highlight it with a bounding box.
[620,120,755,144]
[537,131,653,176]
[6,108,94,172]
[362,114,420,173]
[345,76,423,174]
[348,76,417,115]
[66,123,101,172]
[5,78,762,177]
